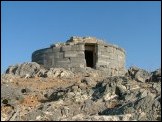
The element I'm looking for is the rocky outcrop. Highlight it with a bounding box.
[5,62,74,79]
[46,68,74,78]
[150,68,161,82]
[128,66,150,82]
[1,64,161,121]
[5,62,40,78]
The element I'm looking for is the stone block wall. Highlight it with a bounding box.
[96,44,125,76]
[32,44,86,69]
[32,37,126,76]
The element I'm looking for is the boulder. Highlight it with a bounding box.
[81,77,96,87]
[128,66,150,82]
[152,68,161,77]
[1,74,18,83]
[2,62,161,121]
[36,69,48,77]
[5,65,19,75]
[135,70,150,82]
[46,68,74,78]
[152,83,161,94]
[5,62,40,77]
[1,83,23,106]
[150,68,161,82]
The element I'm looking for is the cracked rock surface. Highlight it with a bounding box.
[1,62,161,121]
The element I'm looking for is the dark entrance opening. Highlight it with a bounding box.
[84,44,96,68]
[85,50,94,68]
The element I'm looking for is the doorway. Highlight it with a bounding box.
[85,50,93,67]
[85,44,96,68]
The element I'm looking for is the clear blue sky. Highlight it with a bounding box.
[1,1,161,73]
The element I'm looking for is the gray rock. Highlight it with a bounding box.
[5,65,19,75]
[140,90,148,98]
[91,82,106,101]
[152,83,161,93]
[84,99,93,108]
[2,63,161,121]
[115,85,127,99]
[81,77,96,87]
[36,69,47,77]
[135,70,150,82]
[82,100,106,115]
[1,83,23,106]
[133,95,156,120]
[150,68,161,82]
[152,68,161,77]
[128,66,139,76]
[1,74,18,83]
[78,83,87,90]
[46,68,74,78]
[66,92,75,99]
[21,109,43,121]
[63,114,133,121]
[128,66,150,82]
[104,81,116,95]
[91,77,122,101]
[5,62,40,77]
[71,85,79,92]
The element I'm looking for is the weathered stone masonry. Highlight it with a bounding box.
[32,36,126,76]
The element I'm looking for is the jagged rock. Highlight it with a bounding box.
[133,95,158,120]
[71,85,78,91]
[78,83,87,90]
[1,64,161,121]
[135,70,150,82]
[152,83,161,93]
[36,69,48,77]
[150,68,161,82]
[1,74,18,83]
[92,77,127,101]
[81,77,96,87]
[140,89,149,98]
[66,92,75,99]
[100,94,160,121]
[19,109,43,121]
[128,66,150,82]
[91,82,106,101]
[63,113,134,121]
[116,84,127,98]
[5,64,19,75]
[5,62,40,77]
[46,68,74,78]
[1,83,23,106]
[152,68,161,77]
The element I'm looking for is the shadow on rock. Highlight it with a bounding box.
[39,88,69,103]
[91,82,106,101]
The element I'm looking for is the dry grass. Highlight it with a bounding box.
[12,77,78,90]
[19,95,41,108]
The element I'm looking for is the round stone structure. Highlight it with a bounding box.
[32,36,126,76]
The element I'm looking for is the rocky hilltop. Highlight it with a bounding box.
[1,62,161,121]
